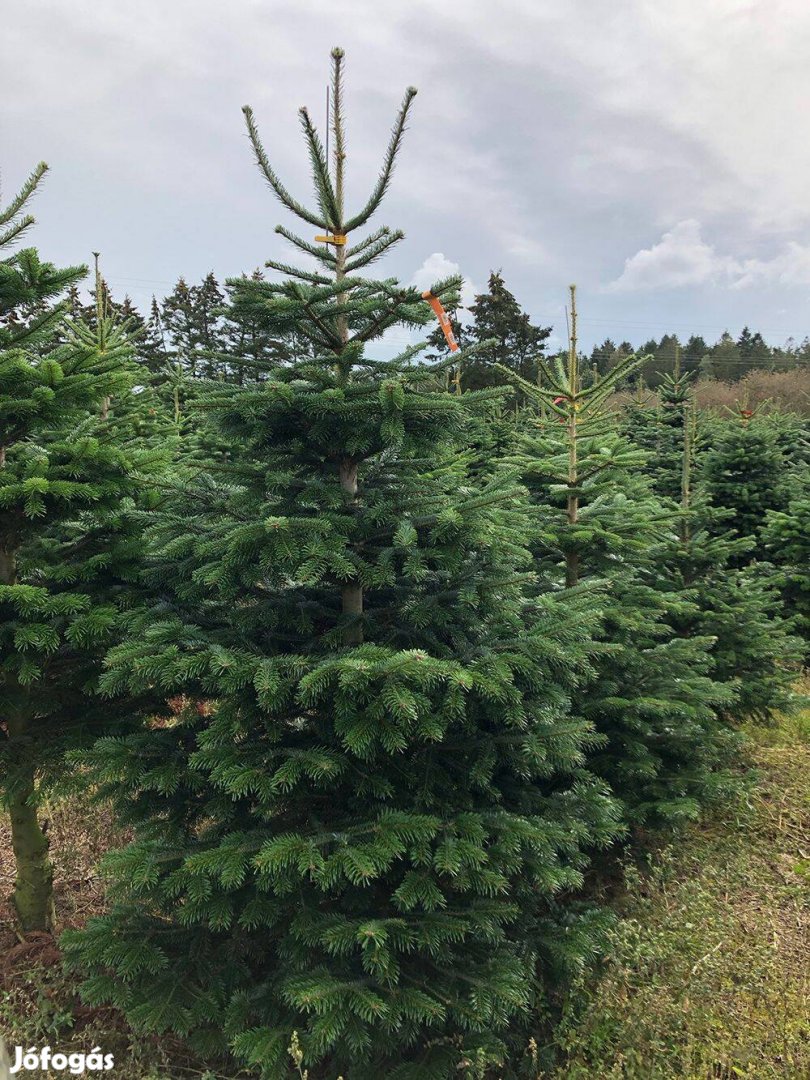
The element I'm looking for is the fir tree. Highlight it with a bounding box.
[463,271,551,394]
[159,272,226,380]
[625,369,700,502]
[222,268,314,383]
[682,334,708,374]
[0,166,153,931]
[506,288,738,825]
[763,473,810,660]
[656,387,799,721]
[64,52,620,1079]
[590,338,634,382]
[737,326,771,368]
[702,330,741,381]
[700,415,787,563]
[68,279,167,376]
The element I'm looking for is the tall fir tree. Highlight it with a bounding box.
[64,52,620,1079]
[624,369,701,502]
[68,279,167,376]
[159,272,226,379]
[737,325,771,368]
[0,166,155,930]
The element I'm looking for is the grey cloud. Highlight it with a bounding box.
[2,0,809,349]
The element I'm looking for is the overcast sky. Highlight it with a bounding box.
[3,0,810,353]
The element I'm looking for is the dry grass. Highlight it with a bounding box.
[0,798,248,1079]
[611,369,810,416]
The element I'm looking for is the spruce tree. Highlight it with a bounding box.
[159,272,226,379]
[220,269,298,384]
[682,334,708,374]
[64,52,620,1078]
[463,271,551,393]
[0,166,153,931]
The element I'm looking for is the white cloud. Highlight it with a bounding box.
[4,1,810,340]
[410,252,478,312]
[733,241,810,289]
[606,221,740,291]
[607,220,810,292]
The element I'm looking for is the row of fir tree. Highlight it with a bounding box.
[68,266,810,397]
[2,49,808,1080]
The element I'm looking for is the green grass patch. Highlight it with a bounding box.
[543,702,810,1079]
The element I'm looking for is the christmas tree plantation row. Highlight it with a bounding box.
[2,49,808,1080]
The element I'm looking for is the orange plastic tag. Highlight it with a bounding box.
[422,290,459,352]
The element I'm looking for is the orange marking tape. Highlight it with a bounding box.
[422,290,459,352]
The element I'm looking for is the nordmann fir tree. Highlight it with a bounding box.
[505,288,737,826]
[624,367,700,502]
[0,165,154,931]
[656,387,799,722]
[64,51,620,1079]
[699,411,787,564]
[763,473,810,660]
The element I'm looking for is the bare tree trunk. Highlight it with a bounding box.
[1,547,53,933]
[7,729,53,933]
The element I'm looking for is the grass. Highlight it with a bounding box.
[543,704,810,1079]
[1,704,808,1079]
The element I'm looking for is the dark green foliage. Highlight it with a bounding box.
[67,281,167,375]
[1,166,160,931]
[422,271,550,400]
[589,338,635,381]
[625,371,698,502]
[62,52,621,1079]
[659,514,798,723]
[463,271,551,393]
[763,477,810,658]
[510,346,738,826]
[2,48,802,1080]
[634,380,799,723]
[159,273,225,379]
[700,418,786,562]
